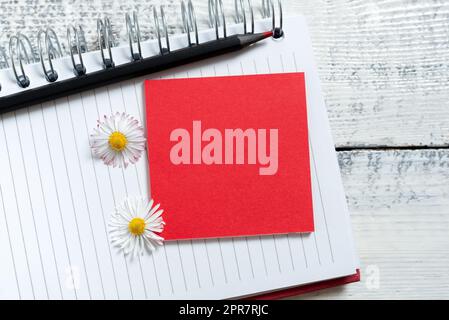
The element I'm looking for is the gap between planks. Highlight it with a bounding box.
[336,145,449,152]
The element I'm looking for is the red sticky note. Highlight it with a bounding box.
[145,73,313,240]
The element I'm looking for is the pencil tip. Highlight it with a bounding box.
[239,31,273,46]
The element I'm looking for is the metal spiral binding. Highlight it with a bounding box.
[235,0,255,34]
[153,6,170,54]
[181,0,199,46]
[67,24,87,76]
[38,27,63,82]
[209,0,227,39]
[97,17,115,68]
[126,11,142,61]
[261,0,283,39]
[9,33,36,88]
[1,0,284,89]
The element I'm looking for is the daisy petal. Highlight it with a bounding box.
[91,113,146,168]
[108,197,165,257]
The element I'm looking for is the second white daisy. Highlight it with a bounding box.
[91,112,146,168]
[109,197,165,257]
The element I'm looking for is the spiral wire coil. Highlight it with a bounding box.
[67,24,87,76]
[38,27,63,82]
[126,11,143,61]
[9,33,36,88]
[181,0,199,46]
[235,0,255,34]
[0,0,283,91]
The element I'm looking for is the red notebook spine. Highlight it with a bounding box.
[248,270,361,300]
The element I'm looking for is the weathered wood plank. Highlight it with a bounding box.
[294,149,449,299]
[1,0,448,147]
[297,0,449,148]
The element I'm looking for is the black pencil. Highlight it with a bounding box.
[0,31,273,114]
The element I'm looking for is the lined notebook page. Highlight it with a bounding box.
[0,16,358,299]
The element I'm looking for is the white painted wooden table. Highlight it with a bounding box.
[1,0,448,299]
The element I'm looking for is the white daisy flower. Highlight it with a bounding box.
[109,197,165,257]
[91,112,146,168]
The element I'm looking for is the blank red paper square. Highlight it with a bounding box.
[145,73,313,240]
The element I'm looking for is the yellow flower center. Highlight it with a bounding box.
[128,217,146,236]
[108,131,128,152]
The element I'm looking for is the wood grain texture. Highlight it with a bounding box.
[1,0,448,299]
[291,0,449,147]
[298,150,449,299]
[1,0,449,146]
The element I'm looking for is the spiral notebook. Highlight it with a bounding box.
[0,8,359,299]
